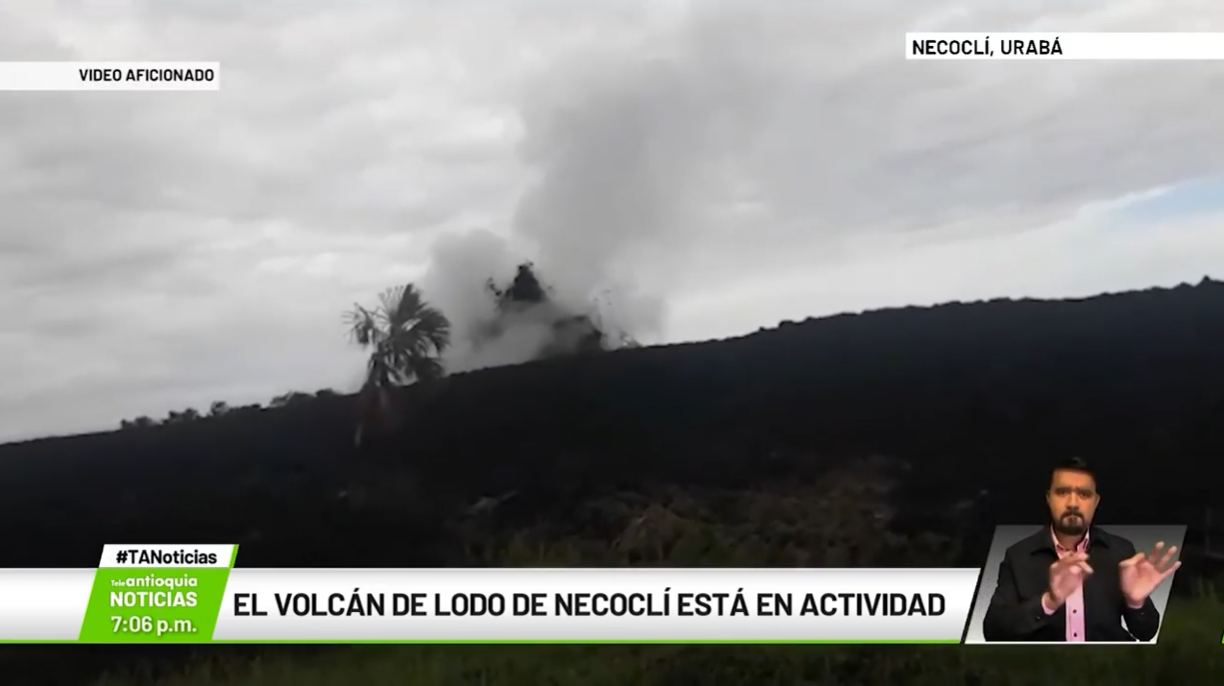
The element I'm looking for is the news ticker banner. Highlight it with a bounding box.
[0,528,1191,644]
[0,546,977,643]
[0,62,220,91]
[906,32,1224,60]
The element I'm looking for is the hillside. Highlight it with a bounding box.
[3,278,1223,572]
[3,278,1224,683]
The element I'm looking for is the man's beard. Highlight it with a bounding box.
[1054,511,1087,535]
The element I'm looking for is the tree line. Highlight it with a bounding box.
[117,278,452,437]
[118,389,342,429]
[120,261,634,437]
[118,263,632,440]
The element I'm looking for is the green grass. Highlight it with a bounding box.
[103,593,1224,685]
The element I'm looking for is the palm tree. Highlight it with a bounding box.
[344,283,450,447]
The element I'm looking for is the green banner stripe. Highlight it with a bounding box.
[79,567,232,643]
[0,639,963,645]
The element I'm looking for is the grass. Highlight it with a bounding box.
[100,591,1224,685]
[84,470,1224,684]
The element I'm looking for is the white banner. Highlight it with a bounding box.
[0,565,980,643]
[906,32,1224,60]
[0,62,220,91]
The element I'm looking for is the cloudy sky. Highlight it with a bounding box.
[2,1,1222,443]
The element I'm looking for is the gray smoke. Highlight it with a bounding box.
[419,11,768,374]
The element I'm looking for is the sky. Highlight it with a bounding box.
[1,1,1223,443]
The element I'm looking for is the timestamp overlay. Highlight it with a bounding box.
[78,544,237,643]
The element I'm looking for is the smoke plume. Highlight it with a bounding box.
[419,11,767,374]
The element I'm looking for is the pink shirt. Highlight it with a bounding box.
[1043,528,1088,641]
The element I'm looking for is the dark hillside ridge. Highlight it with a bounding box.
[2,278,1223,570]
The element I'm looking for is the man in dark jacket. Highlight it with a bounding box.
[982,457,1180,642]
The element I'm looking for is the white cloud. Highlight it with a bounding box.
[1,1,1222,441]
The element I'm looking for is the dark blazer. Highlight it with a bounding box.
[981,526,1161,642]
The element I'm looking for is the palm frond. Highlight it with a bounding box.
[383,283,451,354]
[403,355,445,383]
[343,304,382,347]
[375,285,401,317]
[386,284,425,325]
[383,284,424,328]
[347,282,452,390]
[407,307,451,353]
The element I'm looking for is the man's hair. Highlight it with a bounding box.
[1051,456,1096,488]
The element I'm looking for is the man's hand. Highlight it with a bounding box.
[1119,542,1180,607]
[1044,552,1093,610]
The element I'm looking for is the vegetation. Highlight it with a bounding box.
[92,455,1224,684]
[117,264,620,432]
[118,392,339,430]
[343,282,451,447]
[345,284,451,390]
[2,279,1223,683]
